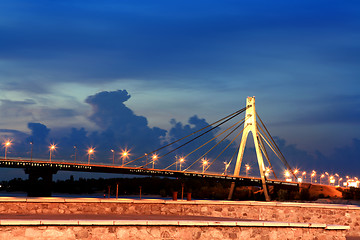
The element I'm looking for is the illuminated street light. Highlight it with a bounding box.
[329,176,335,186]
[338,177,343,186]
[121,149,129,166]
[30,141,33,161]
[88,148,95,164]
[202,158,208,173]
[152,154,158,169]
[320,174,325,185]
[293,169,299,182]
[302,171,307,182]
[73,145,77,163]
[3,140,12,160]
[49,144,56,162]
[311,171,316,184]
[284,170,291,181]
[265,167,271,177]
[179,158,184,171]
[245,164,251,177]
[111,149,115,165]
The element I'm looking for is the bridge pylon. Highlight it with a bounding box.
[228,97,270,201]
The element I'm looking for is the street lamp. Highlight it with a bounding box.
[311,171,316,184]
[30,141,33,161]
[245,164,250,177]
[179,158,184,171]
[88,148,94,164]
[284,170,291,181]
[152,154,158,169]
[294,169,299,182]
[3,140,12,159]
[320,174,325,185]
[329,176,335,186]
[265,167,271,178]
[338,177,343,186]
[111,149,115,165]
[121,150,129,166]
[302,171,307,182]
[73,145,77,163]
[49,144,56,162]
[202,159,208,173]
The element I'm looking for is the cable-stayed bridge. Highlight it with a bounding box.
[0,97,299,199]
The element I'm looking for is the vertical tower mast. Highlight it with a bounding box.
[229,97,270,201]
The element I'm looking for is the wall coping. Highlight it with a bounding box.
[0,197,359,210]
[0,218,350,230]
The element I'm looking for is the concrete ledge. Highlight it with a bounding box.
[1,197,359,211]
[326,225,350,230]
[0,219,349,230]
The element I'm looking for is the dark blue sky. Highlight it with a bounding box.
[0,0,360,180]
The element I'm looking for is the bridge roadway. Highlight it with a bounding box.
[0,158,298,189]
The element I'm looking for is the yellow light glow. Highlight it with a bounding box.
[88,148,94,154]
[284,170,290,178]
[180,158,184,163]
[49,144,56,151]
[152,154,158,160]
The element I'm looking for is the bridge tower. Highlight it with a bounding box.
[228,97,270,201]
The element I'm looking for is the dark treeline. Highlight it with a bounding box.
[0,176,265,200]
[4,176,355,201]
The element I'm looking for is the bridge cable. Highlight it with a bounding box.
[256,112,297,179]
[159,117,245,170]
[205,123,246,172]
[256,130,278,179]
[257,123,290,172]
[140,109,246,168]
[175,118,245,171]
[123,107,246,166]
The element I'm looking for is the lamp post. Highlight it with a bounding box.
[74,145,77,163]
[121,150,128,166]
[202,159,208,173]
[152,154,158,169]
[265,167,271,178]
[320,174,325,185]
[302,171,306,182]
[179,158,184,171]
[294,169,299,182]
[49,144,56,162]
[30,141,33,161]
[111,149,115,165]
[284,170,291,181]
[311,171,316,184]
[88,148,94,164]
[245,164,250,177]
[338,177,343,187]
[4,141,11,159]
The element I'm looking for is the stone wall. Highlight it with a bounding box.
[0,225,347,240]
[0,198,358,238]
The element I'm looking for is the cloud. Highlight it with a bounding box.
[84,90,167,158]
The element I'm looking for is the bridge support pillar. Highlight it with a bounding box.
[229,97,270,201]
[25,167,58,197]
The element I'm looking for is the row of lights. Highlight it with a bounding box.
[1,140,131,165]
[2,139,212,172]
[283,169,357,187]
[2,140,358,184]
